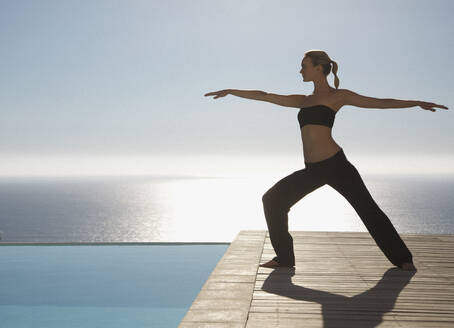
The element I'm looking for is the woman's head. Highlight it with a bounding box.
[300,50,339,89]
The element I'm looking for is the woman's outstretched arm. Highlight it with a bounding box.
[342,89,449,112]
[205,89,306,108]
[204,89,266,100]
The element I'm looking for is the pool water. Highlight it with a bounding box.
[0,243,229,328]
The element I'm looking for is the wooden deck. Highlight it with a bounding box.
[179,230,454,327]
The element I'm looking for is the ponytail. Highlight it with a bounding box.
[330,60,339,89]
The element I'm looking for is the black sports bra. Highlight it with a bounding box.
[298,104,336,128]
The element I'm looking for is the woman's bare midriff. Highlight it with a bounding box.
[299,89,343,163]
[301,125,342,163]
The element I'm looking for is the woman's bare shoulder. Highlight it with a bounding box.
[334,88,355,107]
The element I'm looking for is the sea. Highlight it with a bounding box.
[0,173,453,243]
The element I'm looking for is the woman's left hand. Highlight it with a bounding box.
[417,101,449,112]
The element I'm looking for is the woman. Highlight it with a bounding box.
[204,50,448,272]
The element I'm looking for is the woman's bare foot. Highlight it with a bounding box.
[400,262,417,271]
[259,259,280,268]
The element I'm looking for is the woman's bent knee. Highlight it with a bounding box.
[262,188,277,204]
[262,191,289,213]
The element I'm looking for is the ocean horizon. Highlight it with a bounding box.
[1,173,453,243]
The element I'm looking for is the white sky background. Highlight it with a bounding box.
[0,0,453,177]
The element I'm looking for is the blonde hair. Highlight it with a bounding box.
[304,49,340,89]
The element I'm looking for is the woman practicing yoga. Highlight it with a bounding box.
[204,49,448,272]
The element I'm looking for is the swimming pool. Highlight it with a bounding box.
[0,242,229,328]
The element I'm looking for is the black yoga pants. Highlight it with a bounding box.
[261,148,413,268]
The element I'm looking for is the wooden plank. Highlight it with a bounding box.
[179,230,266,327]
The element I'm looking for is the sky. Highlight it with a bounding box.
[0,0,453,177]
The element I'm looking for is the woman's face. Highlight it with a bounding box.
[300,57,319,81]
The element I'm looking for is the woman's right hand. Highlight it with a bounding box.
[416,101,449,112]
[204,89,231,99]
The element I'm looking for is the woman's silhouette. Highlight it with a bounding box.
[205,49,448,272]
